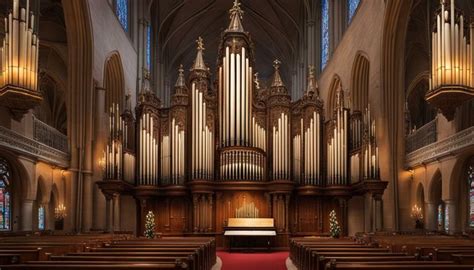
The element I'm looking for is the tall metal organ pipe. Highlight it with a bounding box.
[327,89,348,186]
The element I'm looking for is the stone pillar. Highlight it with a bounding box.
[445,199,456,234]
[424,202,437,231]
[21,199,34,231]
[105,195,113,232]
[82,173,93,232]
[113,193,121,232]
[373,194,384,231]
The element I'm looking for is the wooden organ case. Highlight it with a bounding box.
[97,0,388,248]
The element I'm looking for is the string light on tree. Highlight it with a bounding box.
[329,210,341,238]
[144,210,156,239]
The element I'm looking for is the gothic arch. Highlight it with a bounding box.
[103,52,126,111]
[327,74,342,118]
[351,52,370,111]
[428,169,442,204]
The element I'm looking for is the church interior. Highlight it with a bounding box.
[0,0,473,269]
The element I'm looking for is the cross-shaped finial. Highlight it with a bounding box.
[196,36,205,51]
[230,0,243,18]
[273,59,281,70]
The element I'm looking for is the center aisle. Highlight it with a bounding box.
[217,251,289,270]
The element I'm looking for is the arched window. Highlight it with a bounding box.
[115,0,129,32]
[38,206,45,230]
[0,158,11,231]
[347,0,361,23]
[146,24,152,70]
[468,165,474,227]
[437,203,445,231]
[321,0,329,70]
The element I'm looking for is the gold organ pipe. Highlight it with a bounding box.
[230,52,235,145]
[236,53,241,145]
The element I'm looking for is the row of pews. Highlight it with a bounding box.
[290,235,474,270]
[0,234,216,269]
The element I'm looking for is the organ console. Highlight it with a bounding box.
[224,218,276,251]
[98,0,388,244]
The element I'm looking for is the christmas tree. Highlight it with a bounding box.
[144,210,155,239]
[329,209,341,238]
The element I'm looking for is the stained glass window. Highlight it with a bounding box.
[437,203,444,231]
[115,0,129,32]
[146,25,152,70]
[468,166,474,227]
[0,158,11,231]
[38,206,45,230]
[347,0,361,22]
[444,204,449,232]
[321,0,329,70]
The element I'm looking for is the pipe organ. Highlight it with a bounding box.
[98,0,388,243]
[99,0,384,188]
[327,87,349,186]
[0,0,42,117]
[136,92,160,186]
[362,106,379,180]
[293,66,324,185]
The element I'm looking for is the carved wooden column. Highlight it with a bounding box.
[338,198,348,236]
[113,193,121,232]
[373,194,383,232]
[208,194,213,231]
[285,194,290,232]
[193,194,199,232]
[104,194,113,233]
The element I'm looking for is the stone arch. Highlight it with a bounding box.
[103,52,126,112]
[351,52,370,112]
[428,169,442,204]
[405,72,436,130]
[451,152,474,231]
[0,149,31,230]
[326,74,343,118]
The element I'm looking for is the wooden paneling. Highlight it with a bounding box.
[146,197,191,233]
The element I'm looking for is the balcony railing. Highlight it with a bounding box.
[406,118,437,153]
[33,117,69,153]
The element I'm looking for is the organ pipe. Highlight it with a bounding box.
[0,0,39,91]
[327,89,348,186]
[362,105,380,180]
[138,112,159,185]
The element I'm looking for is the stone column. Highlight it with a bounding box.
[82,173,93,232]
[424,202,437,231]
[21,199,34,231]
[113,193,121,232]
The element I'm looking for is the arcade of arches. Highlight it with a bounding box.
[0,0,474,262]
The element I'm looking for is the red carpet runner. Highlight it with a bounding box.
[217,251,289,270]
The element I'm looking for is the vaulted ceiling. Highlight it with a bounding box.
[153,0,307,87]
